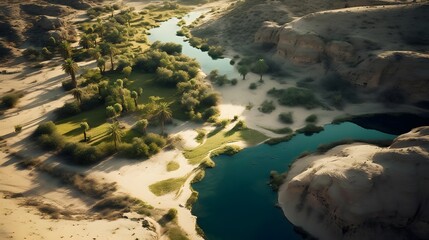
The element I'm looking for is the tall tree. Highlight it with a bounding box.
[62,58,79,88]
[131,91,138,108]
[153,101,172,135]
[59,40,72,59]
[71,88,83,104]
[107,122,123,150]
[97,58,106,74]
[100,42,118,71]
[253,59,269,81]
[80,122,90,141]
[238,65,249,80]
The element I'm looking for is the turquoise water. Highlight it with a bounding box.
[147,13,397,240]
[192,122,396,240]
[148,11,239,78]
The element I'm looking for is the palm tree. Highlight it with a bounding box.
[79,34,93,49]
[62,58,79,88]
[107,122,123,150]
[80,122,90,141]
[100,43,118,71]
[71,88,83,104]
[238,65,249,80]
[153,101,173,135]
[253,59,269,81]
[107,45,118,71]
[131,91,138,108]
[97,58,106,74]
[59,40,72,60]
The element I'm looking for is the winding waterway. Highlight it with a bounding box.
[148,12,397,240]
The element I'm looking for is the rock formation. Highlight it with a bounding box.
[278,126,429,240]
[255,3,429,103]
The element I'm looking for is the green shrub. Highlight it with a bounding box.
[1,93,20,108]
[123,137,150,158]
[279,112,293,124]
[134,119,149,134]
[14,124,23,133]
[56,101,81,118]
[202,106,220,121]
[62,80,75,91]
[233,120,246,130]
[166,208,178,221]
[144,133,166,148]
[38,133,65,151]
[211,145,242,157]
[258,100,275,113]
[268,87,321,109]
[208,46,224,59]
[305,114,318,123]
[249,83,257,90]
[33,121,57,137]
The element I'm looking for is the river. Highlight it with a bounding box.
[148,12,397,240]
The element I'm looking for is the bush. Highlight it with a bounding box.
[61,142,108,165]
[134,119,148,134]
[231,78,238,85]
[208,46,224,59]
[123,137,150,158]
[268,87,321,109]
[1,93,20,108]
[211,145,242,157]
[279,112,293,124]
[62,80,75,91]
[38,133,65,151]
[33,121,57,137]
[56,101,81,118]
[202,106,220,120]
[258,100,275,113]
[145,133,166,146]
[305,114,318,123]
[14,124,23,133]
[249,83,257,90]
[296,124,324,136]
[166,208,178,221]
[122,66,132,76]
[232,120,246,130]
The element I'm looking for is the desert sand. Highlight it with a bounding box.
[1,0,428,239]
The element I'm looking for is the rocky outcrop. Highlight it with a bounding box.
[20,4,69,17]
[35,15,64,31]
[278,126,429,240]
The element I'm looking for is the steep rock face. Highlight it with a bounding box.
[278,127,429,240]
[254,4,429,103]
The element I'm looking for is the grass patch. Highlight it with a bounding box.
[265,134,296,145]
[55,107,109,145]
[105,72,188,120]
[149,175,188,196]
[166,161,180,172]
[184,128,267,165]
